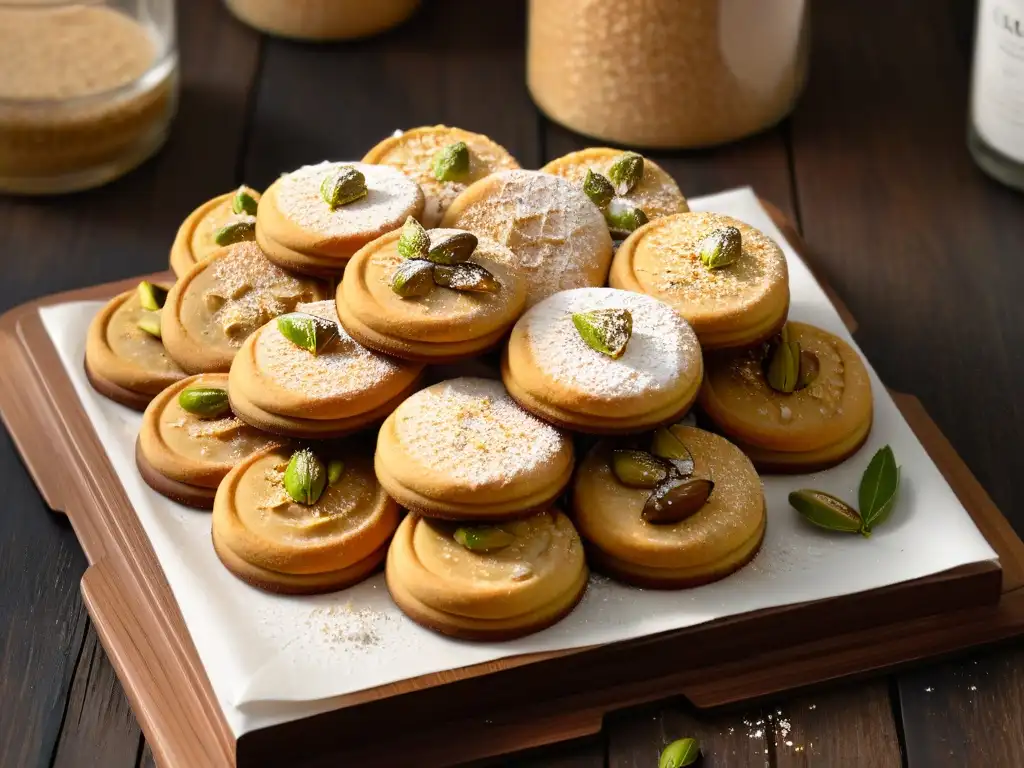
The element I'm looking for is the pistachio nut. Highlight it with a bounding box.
[231,186,259,216]
[611,449,669,489]
[137,281,168,311]
[572,307,633,359]
[213,219,256,246]
[642,476,714,524]
[426,230,477,264]
[583,169,614,209]
[433,262,499,293]
[798,349,820,389]
[604,198,649,237]
[397,216,430,259]
[650,427,695,476]
[607,151,644,195]
[284,448,327,506]
[698,225,742,269]
[137,311,162,339]
[766,339,800,394]
[178,386,231,419]
[789,489,863,533]
[391,259,436,298]
[276,312,340,356]
[432,141,471,182]
[454,525,515,553]
[327,458,345,486]
[659,738,701,768]
[320,165,367,209]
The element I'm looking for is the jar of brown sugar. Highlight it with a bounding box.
[0,0,179,195]
[527,0,809,149]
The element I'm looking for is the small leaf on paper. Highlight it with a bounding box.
[858,445,900,534]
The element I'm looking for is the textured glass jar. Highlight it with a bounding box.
[224,0,419,41]
[527,0,809,149]
[0,0,179,195]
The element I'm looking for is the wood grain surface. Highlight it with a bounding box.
[1,1,1023,767]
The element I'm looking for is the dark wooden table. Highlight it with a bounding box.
[2,1,1023,766]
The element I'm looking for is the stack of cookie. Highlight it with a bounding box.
[83,124,874,641]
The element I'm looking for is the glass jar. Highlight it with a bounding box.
[0,0,179,195]
[223,0,419,41]
[527,0,809,149]
[968,0,1024,192]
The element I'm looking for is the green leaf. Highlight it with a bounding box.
[659,737,701,768]
[858,445,900,533]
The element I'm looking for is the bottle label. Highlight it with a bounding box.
[973,0,1024,163]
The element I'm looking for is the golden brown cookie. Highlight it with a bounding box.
[573,426,766,588]
[610,212,789,349]
[698,322,873,472]
[213,442,400,594]
[136,373,281,509]
[375,377,575,520]
[362,125,520,226]
[502,287,703,434]
[229,300,425,438]
[337,227,526,362]
[161,240,329,374]
[386,510,588,640]
[169,186,261,278]
[256,161,425,276]
[440,169,614,307]
[540,147,689,226]
[85,283,186,410]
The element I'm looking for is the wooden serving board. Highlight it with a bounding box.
[2,205,1024,768]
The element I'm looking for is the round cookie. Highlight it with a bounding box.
[502,287,703,434]
[337,228,526,362]
[363,125,520,227]
[256,161,425,277]
[229,300,425,438]
[213,443,400,594]
[440,169,614,308]
[610,212,789,349]
[698,322,873,473]
[541,147,689,225]
[161,240,329,374]
[170,186,261,278]
[573,426,766,588]
[375,377,575,520]
[136,373,281,509]
[85,284,186,410]
[386,510,588,640]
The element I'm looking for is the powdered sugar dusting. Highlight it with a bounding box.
[274,162,421,238]
[520,288,700,399]
[254,300,410,399]
[445,170,612,307]
[393,377,569,487]
[203,241,322,343]
[639,212,787,308]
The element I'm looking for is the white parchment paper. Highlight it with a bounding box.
[38,188,997,736]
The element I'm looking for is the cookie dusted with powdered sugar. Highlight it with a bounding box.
[256,161,424,277]
[363,125,520,227]
[374,377,574,521]
[228,300,424,439]
[501,287,703,434]
[161,241,329,374]
[610,211,789,350]
[440,169,614,308]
